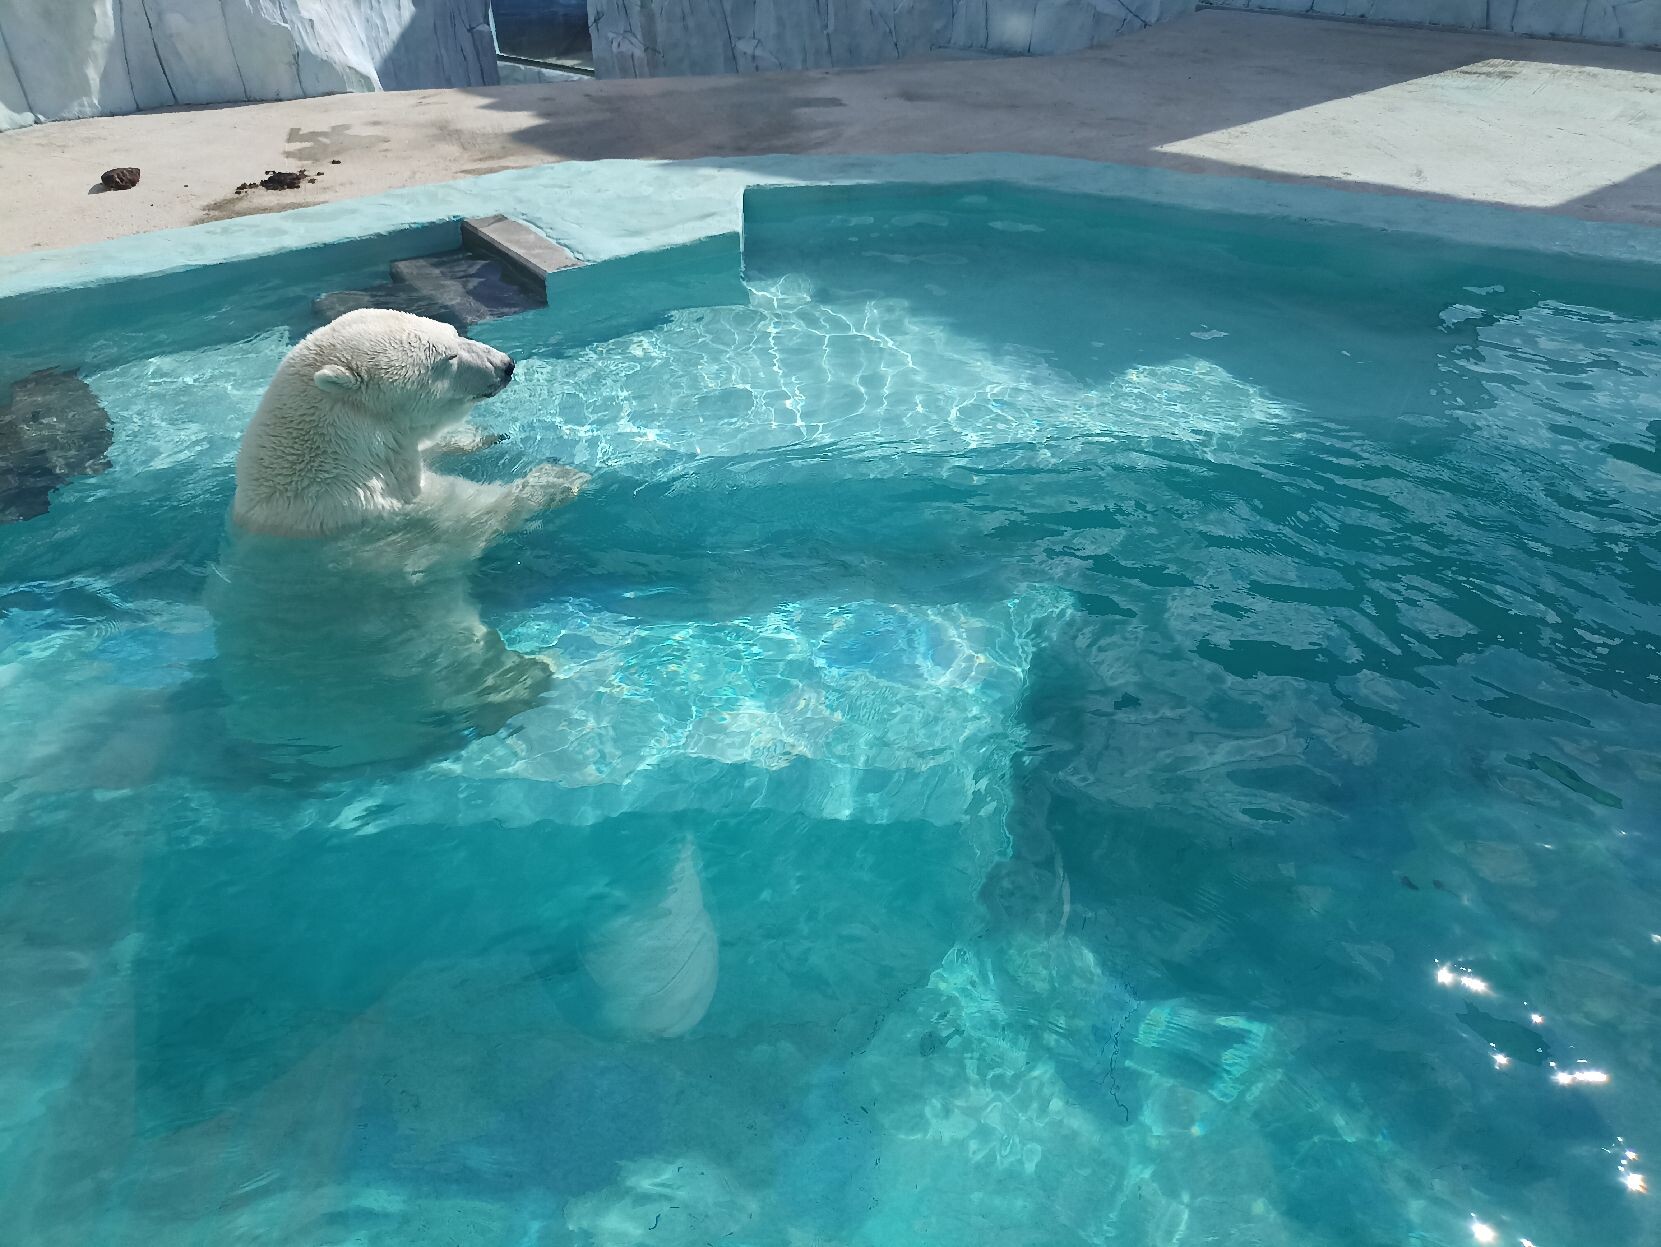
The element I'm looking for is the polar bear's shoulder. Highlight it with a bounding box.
[231,378,420,537]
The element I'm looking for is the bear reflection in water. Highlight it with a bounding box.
[207,521,556,770]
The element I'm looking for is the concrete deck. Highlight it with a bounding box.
[3,10,1660,258]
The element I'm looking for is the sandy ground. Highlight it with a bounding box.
[2,10,1661,257]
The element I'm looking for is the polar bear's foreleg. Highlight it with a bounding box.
[513,463,589,515]
[422,424,505,457]
[417,464,590,539]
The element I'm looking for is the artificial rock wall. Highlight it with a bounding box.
[588,0,1197,78]
[1198,0,1661,47]
[0,0,499,130]
[12,0,1651,135]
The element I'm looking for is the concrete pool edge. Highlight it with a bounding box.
[6,153,1661,310]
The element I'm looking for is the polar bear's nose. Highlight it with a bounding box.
[501,357,516,381]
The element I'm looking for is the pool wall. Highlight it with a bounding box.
[0,221,463,388]
[740,177,1661,306]
[10,153,1661,417]
[7,155,1661,320]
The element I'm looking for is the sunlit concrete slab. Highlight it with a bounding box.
[1157,57,1661,210]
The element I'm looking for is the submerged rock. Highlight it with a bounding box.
[0,370,113,522]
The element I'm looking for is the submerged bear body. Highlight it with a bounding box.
[214,309,584,769]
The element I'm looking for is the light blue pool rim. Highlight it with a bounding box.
[5,154,1661,312]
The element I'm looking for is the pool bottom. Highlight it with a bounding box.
[0,591,1299,1247]
[2,185,1660,1246]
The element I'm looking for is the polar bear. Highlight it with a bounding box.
[210,309,586,770]
[232,307,585,539]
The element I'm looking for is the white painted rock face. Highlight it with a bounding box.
[587,0,1199,80]
[1203,0,1661,46]
[0,0,499,130]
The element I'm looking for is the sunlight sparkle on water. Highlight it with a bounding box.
[1436,964,1492,994]
[1551,1068,1610,1086]
[1618,1149,1647,1195]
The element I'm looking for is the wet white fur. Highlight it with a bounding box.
[212,309,583,768]
[232,308,584,539]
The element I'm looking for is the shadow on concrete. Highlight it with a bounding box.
[1563,160,1661,226]
[437,9,1661,218]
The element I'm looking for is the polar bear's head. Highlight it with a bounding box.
[297,308,515,439]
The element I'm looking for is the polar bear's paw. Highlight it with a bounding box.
[520,463,591,511]
[427,425,507,456]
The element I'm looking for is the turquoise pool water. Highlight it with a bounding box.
[2,186,1659,1246]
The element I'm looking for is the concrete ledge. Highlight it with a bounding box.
[478,232,746,357]
[0,220,463,381]
[8,154,1661,319]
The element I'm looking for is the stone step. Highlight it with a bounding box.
[313,252,545,329]
[388,253,546,325]
[312,281,471,328]
[460,215,580,292]
[311,220,575,329]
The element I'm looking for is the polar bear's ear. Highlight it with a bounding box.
[313,364,361,394]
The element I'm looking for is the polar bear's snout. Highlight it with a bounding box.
[455,339,516,400]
